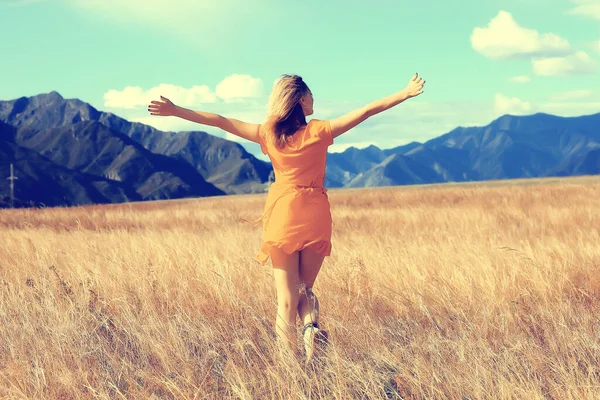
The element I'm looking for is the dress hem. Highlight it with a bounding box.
[255,239,331,266]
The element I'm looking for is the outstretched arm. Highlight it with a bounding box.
[148,96,261,144]
[329,73,425,140]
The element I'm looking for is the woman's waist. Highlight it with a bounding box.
[271,180,324,189]
[268,182,328,198]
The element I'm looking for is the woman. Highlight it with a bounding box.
[148,73,425,364]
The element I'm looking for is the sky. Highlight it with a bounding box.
[1,0,599,161]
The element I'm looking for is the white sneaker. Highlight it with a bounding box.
[303,322,328,365]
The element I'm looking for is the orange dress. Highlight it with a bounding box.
[240,119,334,266]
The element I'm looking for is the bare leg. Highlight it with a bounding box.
[298,285,319,326]
[298,246,329,364]
[271,248,301,360]
[298,246,325,326]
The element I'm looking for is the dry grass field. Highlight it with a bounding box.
[1,175,599,399]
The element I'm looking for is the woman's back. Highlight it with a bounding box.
[259,119,334,188]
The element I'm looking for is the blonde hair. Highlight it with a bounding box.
[261,74,310,149]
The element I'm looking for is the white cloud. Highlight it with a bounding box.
[104,84,218,109]
[215,74,264,102]
[471,11,571,60]
[549,90,593,101]
[567,0,600,20]
[507,75,531,83]
[532,51,596,76]
[104,74,264,109]
[494,93,532,115]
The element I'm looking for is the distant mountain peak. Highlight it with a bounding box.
[35,91,64,102]
[491,112,561,125]
[530,112,555,118]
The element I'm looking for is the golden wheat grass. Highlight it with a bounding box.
[1,175,599,399]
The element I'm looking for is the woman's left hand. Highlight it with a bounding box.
[148,95,177,116]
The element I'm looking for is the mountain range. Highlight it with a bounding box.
[325,113,600,187]
[0,91,598,208]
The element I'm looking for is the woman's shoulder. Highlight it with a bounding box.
[307,119,333,146]
[307,118,331,132]
[307,118,328,129]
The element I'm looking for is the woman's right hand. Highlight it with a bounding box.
[405,73,425,98]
